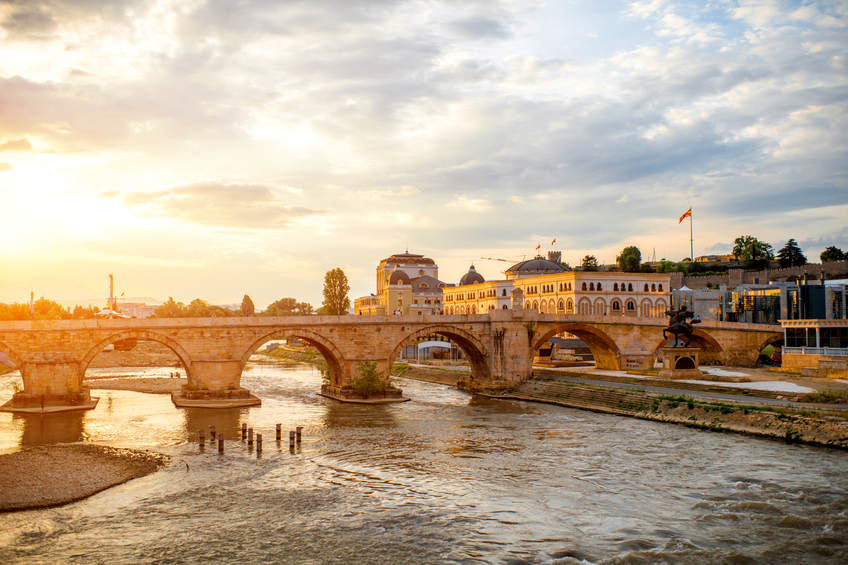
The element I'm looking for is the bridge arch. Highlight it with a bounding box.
[0,341,23,370]
[81,330,195,386]
[533,323,620,370]
[387,325,490,382]
[654,329,726,365]
[757,333,784,352]
[240,328,346,387]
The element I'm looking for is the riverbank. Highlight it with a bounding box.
[88,376,185,394]
[0,444,169,512]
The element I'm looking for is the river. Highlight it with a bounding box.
[1,355,846,564]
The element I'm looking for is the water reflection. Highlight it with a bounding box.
[18,412,86,446]
[183,407,249,441]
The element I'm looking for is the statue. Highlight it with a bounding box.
[663,304,701,347]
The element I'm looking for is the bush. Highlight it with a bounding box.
[348,360,389,395]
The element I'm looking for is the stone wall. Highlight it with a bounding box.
[680,261,848,290]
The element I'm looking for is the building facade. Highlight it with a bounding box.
[354,251,450,315]
[443,255,672,318]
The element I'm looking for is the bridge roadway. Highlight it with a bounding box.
[0,309,781,408]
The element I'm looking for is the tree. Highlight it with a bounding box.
[151,297,188,318]
[581,255,598,271]
[732,235,774,270]
[264,297,314,316]
[776,239,807,268]
[656,260,687,273]
[616,246,642,273]
[640,263,655,273]
[821,246,846,263]
[322,268,351,315]
[241,294,255,316]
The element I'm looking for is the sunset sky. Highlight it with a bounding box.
[0,0,846,309]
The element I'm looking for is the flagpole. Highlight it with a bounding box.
[689,206,694,261]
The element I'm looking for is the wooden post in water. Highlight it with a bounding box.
[241,423,247,439]
[198,430,205,445]
[218,433,224,454]
[248,428,254,446]
[256,433,262,454]
[209,425,216,442]
[276,424,282,441]
[289,431,295,450]
[296,426,303,443]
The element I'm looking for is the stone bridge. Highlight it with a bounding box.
[0,310,781,407]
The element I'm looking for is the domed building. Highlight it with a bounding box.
[354,251,451,315]
[505,254,569,279]
[459,265,485,286]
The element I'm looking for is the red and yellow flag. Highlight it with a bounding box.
[535,243,541,251]
[551,239,556,245]
[678,208,691,224]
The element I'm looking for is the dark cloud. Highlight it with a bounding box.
[0,0,149,40]
[0,161,10,172]
[0,4,56,38]
[450,16,510,39]
[0,138,31,151]
[122,181,321,229]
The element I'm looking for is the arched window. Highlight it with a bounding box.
[525,301,532,309]
[613,283,619,291]
[472,305,477,314]
[502,304,508,309]
[569,283,572,291]
[612,300,621,311]
[502,289,507,296]
[582,282,587,291]
[558,299,564,312]
[533,301,539,310]
[420,283,428,289]
[626,300,635,311]
[644,284,649,292]
[651,284,656,292]
[589,283,595,291]
[567,298,574,312]
[418,270,424,276]
[628,283,633,292]
[597,283,603,291]
[658,284,663,292]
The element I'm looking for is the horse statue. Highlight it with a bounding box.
[663,304,701,347]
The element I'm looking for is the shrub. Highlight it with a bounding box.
[348,360,388,395]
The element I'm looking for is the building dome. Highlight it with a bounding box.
[505,255,568,277]
[459,264,485,285]
[388,268,411,285]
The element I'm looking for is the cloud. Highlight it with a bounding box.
[122,181,321,229]
[509,196,524,204]
[98,189,120,198]
[0,138,32,152]
[448,195,493,212]
[346,185,419,200]
[616,195,628,203]
[450,16,510,39]
[0,162,10,172]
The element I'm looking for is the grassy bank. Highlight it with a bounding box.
[258,347,414,378]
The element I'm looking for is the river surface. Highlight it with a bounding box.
[0,356,846,564]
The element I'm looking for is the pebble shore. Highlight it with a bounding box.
[0,444,169,512]
[89,377,185,394]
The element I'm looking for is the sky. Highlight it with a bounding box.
[0,0,846,309]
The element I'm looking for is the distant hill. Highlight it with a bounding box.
[0,275,162,308]
[56,297,164,309]
[0,274,105,303]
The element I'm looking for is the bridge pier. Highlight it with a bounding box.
[3,354,96,412]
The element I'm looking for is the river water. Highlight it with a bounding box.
[0,356,846,564]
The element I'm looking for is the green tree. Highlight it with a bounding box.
[581,255,598,271]
[656,260,687,273]
[264,297,313,316]
[241,294,255,316]
[640,263,655,273]
[348,360,388,395]
[821,246,846,263]
[732,235,774,270]
[616,246,642,273]
[776,239,807,268]
[322,268,351,315]
[151,297,188,318]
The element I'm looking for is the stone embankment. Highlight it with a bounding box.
[0,444,168,512]
[501,380,848,449]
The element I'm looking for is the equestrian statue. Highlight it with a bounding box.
[663,304,701,347]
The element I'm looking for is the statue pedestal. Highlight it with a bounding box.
[658,346,703,379]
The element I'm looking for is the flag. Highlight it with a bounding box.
[535,243,540,251]
[551,239,556,245]
[678,208,691,224]
[120,292,125,297]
